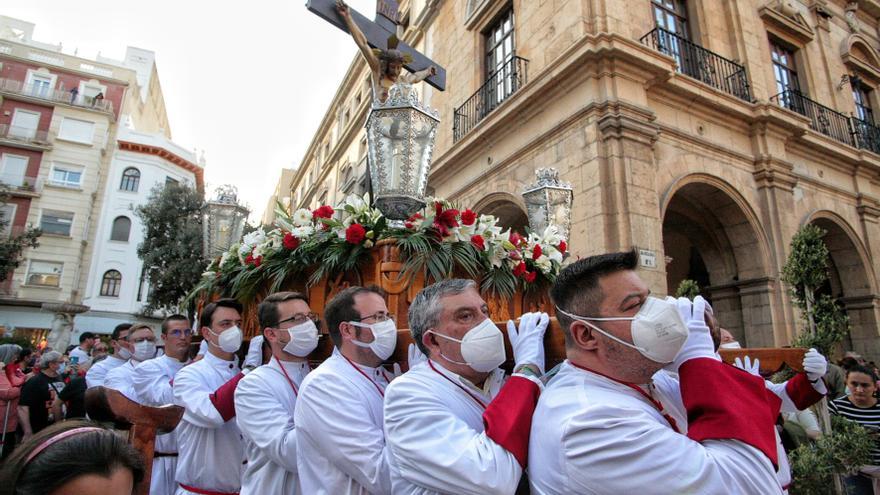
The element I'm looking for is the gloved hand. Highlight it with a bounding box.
[734,355,761,376]
[803,348,828,394]
[507,312,550,373]
[671,296,719,371]
[391,363,402,379]
[407,343,427,370]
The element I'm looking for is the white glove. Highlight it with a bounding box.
[407,343,427,369]
[507,312,550,373]
[391,363,402,379]
[803,348,828,394]
[671,296,719,371]
[734,356,761,376]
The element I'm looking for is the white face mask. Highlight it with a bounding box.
[556,297,688,364]
[350,319,397,361]
[116,346,132,360]
[428,318,506,372]
[719,341,742,349]
[133,341,157,362]
[209,325,243,353]
[283,320,319,357]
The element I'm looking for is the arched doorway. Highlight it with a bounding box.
[473,193,529,234]
[809,214,879,358]
[662,178,775,346]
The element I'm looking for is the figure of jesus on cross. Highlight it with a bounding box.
[335,0,436,104]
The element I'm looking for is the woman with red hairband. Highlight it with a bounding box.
[0,419,144,495]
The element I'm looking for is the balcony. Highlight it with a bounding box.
[640,27,752,102]
[771,90,856,147]
[0,78,114,114]
[0,124,52,150]
[0,175,43,197]
[453,56,529,143]
[853,117,880,155]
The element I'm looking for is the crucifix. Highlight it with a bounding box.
[306,0,447,92]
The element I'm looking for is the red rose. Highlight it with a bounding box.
[509,231,525,247]
[245,252,262,267]
[433,202,460,237]
[513,261,527,277]
[460,209,476,226]
[558,240,567,255]
[532,244,542,260]
[345,223,366,244]
[312,205,334,220]
[470,234,485,251]
[253,256,263,268]
[524,271,537,283]
[283,232,300,250]
[405,212,423,230]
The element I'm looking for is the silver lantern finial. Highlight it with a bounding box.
[365,84,440,227]
[203,185,249,257]
[522,168,573,241]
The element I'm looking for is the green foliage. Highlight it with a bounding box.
[792,294,850,357]
[674,279,700,299]
[789,416,875,495]
[136,183,207,314]
[0,184,41,281]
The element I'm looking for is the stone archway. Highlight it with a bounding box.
[662,177,775,346]
[808,213,880,359]
[473,193,529,234]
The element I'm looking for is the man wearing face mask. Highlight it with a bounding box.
[85,323,132,388]
[528,250,784,494]
[172,298,246,495]
[132,315,193,495]
[295,286,397,494]
[235,291,319,494]
[383,279,549,494]
[103,324,159,401]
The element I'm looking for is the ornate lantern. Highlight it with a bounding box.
[203,185,249,257]
[365,84,440,226]
[522,168,573,240]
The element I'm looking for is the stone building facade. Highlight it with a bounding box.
[286,0,880,359]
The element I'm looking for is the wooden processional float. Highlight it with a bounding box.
[85,239,807,495]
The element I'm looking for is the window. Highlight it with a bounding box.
[652,0,689,38]
[58,117,95,144]
[26,260,62,287]
[165,176,179,187]
[40,210,74,236]
[10,109,40,140]
[853,82,874,123]
[100,270,122,297]
[27,74,53,98]
[484,8,516,110]
[771,39,800,96]
[110,216,131,242]
[0,154,28,187]
[0,204,16,238]
[120,167,140,192]
[50,163,84,188]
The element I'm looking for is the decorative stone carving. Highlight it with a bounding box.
[760,1,816,44]
[846,2,861,33]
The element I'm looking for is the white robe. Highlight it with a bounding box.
[102,359,142,401]
[528,361,781,495]
[383,360,519,495]
[132,355,186,495]
[172,352,244,495]
[85,354,126,388]
[235,358,308,495]
[295,349,393,495]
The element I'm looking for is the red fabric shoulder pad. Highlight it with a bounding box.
[209,372,244,422]
[483,376,540,468]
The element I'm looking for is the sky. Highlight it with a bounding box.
[4,0,378,222]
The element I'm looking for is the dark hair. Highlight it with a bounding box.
[78,332,95,343]
[160,315,190,335]
[0,419,145,495]
[199,298,243,329]
[550,249,639,346]
[324,286,384,347]
[839,357,860,372]
[258,291,309,329]
[111,323,133,341]
[847,365,878,382]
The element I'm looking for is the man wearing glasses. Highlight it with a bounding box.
[235,291,320,494]
[133,314,194,495]
[296,286,400,494]
[104,323,159,401]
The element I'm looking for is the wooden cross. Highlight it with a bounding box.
[85,387,184,495]
[306,0,447,91]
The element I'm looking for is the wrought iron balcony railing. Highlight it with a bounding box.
[771,90,856,147]
[852,117,880,155]
[453,56,528,143]
[0,175,43,195]
[640,27,752,102]
[0,124,52,147]
[0,78,114,113]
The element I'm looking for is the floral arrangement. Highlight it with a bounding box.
[187,193,567,304]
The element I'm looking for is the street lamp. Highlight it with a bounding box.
[365,83,440,227]
[522,168,573,241]
[203,185,249,257]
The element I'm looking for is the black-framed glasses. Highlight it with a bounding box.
[169,328,194,338]
[353,311,395,323]
[276,312,320,327]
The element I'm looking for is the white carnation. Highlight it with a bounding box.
[293,208,313,227]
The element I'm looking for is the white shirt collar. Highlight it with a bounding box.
[428,359,497,399]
